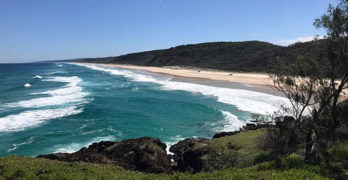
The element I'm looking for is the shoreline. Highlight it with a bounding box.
[88,63,274,86]
[80,63,348,99]
[80,62,284,97]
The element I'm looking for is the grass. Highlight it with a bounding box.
[201,128,267,169]
[329,140,348,161]
[0,156,330,180]
[0,128,346,179]
[329,140,348,170]
[210,128,266,149]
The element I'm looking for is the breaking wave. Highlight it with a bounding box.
[0,106,83,132]
[53,135,116,153]
[6,76,88,108]
[75,63,290,115]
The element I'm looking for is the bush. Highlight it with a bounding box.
[253,152,273,164]
[329,140,348,161]
[257,116,303,156]
[201,144,239,171]
[281,154,305,169]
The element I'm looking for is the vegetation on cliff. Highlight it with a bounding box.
[1,129,341,180]
[0,156,331,180]
[1,126,347,179]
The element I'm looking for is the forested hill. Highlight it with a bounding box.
[80,40,326,72]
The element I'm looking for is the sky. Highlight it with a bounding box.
[0,0,334,63]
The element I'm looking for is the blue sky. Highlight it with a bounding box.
[0,0,333,63]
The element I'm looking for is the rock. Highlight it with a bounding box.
[212,131,240,139]
[244,123,257,130]
[169,138,209,172]
[243,123,270,130]
[38,137,172,173]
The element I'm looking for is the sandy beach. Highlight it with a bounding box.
[90,63,274,86]
[82,63,348,99]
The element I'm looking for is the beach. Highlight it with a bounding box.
[83,63,348,99]
[93,63,274,86]
[82,63,284,97]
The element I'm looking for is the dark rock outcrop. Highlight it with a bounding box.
[243,123,270,130]
[212,131,241,139]
[170,123,270,172]
[38,137,172,173]
[213,123,269,139]
[169,138,209,172]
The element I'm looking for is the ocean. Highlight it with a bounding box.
[0,62,289,156]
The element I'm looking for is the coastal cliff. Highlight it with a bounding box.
[0,124,346,179]
[36,124,269,174]
[38,137,172,173]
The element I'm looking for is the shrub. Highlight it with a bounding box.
[253,152,273,164]
[201,144,239,171]
[257,116,303,156]
[281,154,305,169]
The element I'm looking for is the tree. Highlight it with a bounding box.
[314,0,348,131]
[271,0,348,164]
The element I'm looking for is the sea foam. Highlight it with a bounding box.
[6,76,88,108]
[164,135,187,155]
[75,63,291,115]
[0,106,83,132]
[44,70,66,75]
[7,137,35,152]
[33,75,42,79]
[53,135,116,153]
[220,110,246,132]
[164,112,245,154]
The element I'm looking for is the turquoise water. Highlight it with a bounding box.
[0,63,288,156]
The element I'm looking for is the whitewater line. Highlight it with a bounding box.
[5,76,89,109]
[73,63,291,115]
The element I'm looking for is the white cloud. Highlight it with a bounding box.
[274,36,324,46]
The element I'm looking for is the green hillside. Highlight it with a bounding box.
[81,40,327,72]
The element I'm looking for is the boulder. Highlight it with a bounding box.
[38,137,172,173]
[169,138,209,172]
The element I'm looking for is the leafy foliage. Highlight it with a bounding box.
[257,117,303,156]
[269,0,348,165]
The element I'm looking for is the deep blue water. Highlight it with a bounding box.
[0,63,288,156]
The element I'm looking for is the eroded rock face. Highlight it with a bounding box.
[38,137,172,173]
[169,138,209,173]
